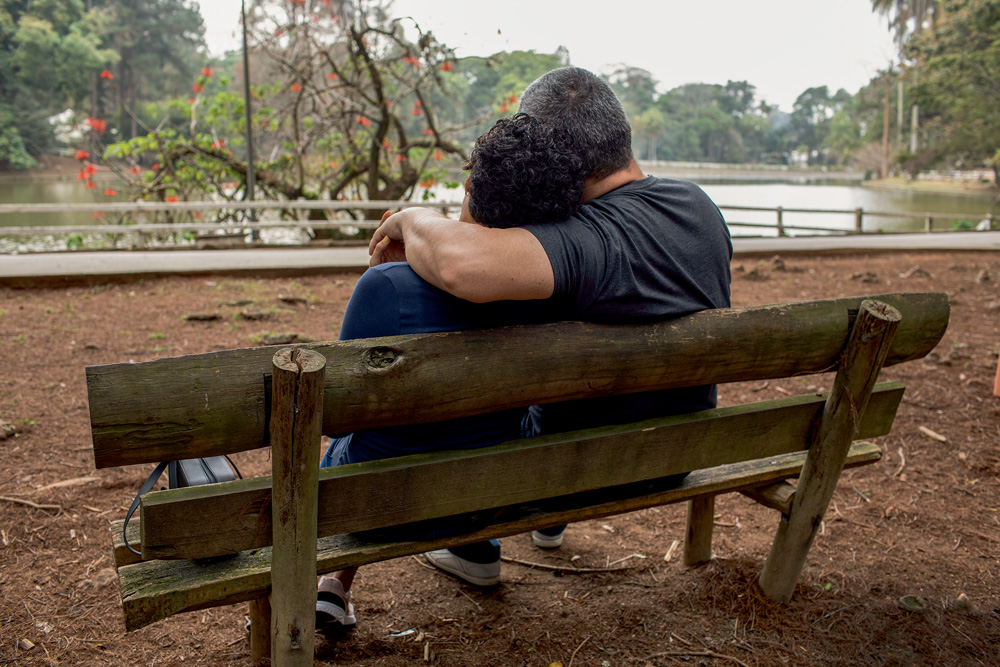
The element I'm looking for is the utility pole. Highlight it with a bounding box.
[910,69,919,153]
[242,0,259,239]
[882,68,891,180]
[896,80,903,147]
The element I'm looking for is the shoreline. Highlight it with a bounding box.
[862,176,998,196]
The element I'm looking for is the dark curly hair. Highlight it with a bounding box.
[464,113,586,229]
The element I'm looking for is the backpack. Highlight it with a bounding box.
[123,456,241,556]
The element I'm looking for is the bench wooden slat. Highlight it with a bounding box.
[115,440,882,631]
[137,383,903,561]
[87,292,948,469]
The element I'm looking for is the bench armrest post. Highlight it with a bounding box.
[759,300,901,603]
[269,348,326,665]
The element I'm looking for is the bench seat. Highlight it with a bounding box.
[112,441,882,631]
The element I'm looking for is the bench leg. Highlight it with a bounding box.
[758,299,900,603]
[684,495,714,566]
[249,596,272,666]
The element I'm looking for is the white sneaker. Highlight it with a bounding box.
[531,530,564,549]
[316,576,357,628]
[425,549,501,586]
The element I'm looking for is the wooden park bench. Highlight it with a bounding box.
[86,292,948,666]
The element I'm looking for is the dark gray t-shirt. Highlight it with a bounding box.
[522,175,733,433]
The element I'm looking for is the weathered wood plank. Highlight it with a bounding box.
[759,300,901,603]
[88,293,947,468]
[741,481,797,514]
[268,348,324,665]
[117,441,883,631]
[138,384,903,561]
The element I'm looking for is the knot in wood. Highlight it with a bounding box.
[364,346,398,370]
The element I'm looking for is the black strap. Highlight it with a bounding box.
[123,461,168,556]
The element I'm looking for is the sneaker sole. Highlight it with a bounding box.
[316,600,357,628]
[425,553,501,587]
[531,531,564,549]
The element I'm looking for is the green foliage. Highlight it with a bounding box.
[65,233,84,249]
[102,0,476,218]
[905,0,1000,184]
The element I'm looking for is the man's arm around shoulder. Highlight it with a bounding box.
[370,207,554,303]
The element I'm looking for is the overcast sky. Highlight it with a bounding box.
[200,0,898,112]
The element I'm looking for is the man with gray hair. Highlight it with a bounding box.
[371,66,732,576]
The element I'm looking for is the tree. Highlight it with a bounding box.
[905,0,1000,184]
[104,0,471,220]
[871,0,939,47]
[98,0,207,141]
[0,0,116,167]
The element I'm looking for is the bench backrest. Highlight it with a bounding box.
[87,292,948,562]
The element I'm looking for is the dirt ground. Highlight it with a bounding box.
[1,250,998,666]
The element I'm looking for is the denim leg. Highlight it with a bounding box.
[448,539,500,564]
[321,434,353,468]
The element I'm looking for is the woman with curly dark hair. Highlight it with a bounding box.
[314,114,587,630]
[462,112,585,228]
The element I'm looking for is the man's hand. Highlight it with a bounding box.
[369,210,407,266]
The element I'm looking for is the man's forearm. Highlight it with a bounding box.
[373,208,554,303]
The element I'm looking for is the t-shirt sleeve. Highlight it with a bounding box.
[523,219,606,313]
[339,268,402,340]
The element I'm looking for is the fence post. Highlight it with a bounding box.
[986,213,994,231]
[924,215,933,233]
[776,206,785,237]
[854,208,863,234]
[270,347,326,666]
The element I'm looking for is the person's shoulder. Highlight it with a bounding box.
[358,261,452,303]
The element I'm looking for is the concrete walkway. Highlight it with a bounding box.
[1,232,998,284]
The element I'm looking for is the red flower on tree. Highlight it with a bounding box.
[440,62,453,72]
[326,72,337,81]
[83,163,98,176]
[92,211,106,220]
[193,83,204,93]
[86,117,107,133]
[74,149,90,161]
[422,127,434,135]
[402,55,420,68]
[211,139,226,149]
[104,188,117,196]
[100,69,114,80]
[165,195,179,203]
[355,115,371,127]
[290,82,302,92]
[129,166,142,174]
[508,95,519,104]
[201,66,213,77]
[84,180,96,190]
[433,150,444,160]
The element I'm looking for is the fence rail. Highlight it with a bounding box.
[0,199,994,241]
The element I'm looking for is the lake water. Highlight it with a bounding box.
[0,173,995,252]
[697,180,995,235]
